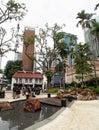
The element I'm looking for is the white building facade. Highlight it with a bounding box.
[11,71,44,90]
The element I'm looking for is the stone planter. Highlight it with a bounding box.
[0,91,5,98]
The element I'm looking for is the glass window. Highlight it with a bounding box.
[25,78,28,83]
[39,79,42,82]
[29,78,32,83]
[35,78,38,82]
[19,78,22,83]
[15,78,18,83]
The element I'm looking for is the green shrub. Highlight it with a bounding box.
[88,86,95,91]
[88,86,99,94]
[85,77,99,87]
[65,86,74,90]
[47,88,59,93]
[93,87,99,94]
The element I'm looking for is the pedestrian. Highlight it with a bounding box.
[12,86,16,99]
[22,86,26,96]
[16,86,21,98]
[27,86,31,95]
[31,87,35,97]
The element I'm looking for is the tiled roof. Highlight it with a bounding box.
[13,71,43,79]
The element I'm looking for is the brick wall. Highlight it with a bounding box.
[22,28,35,71]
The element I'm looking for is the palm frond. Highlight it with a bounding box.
[94,3,99,10]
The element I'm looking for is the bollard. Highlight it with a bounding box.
[48,93,51,98]
[26,93,29,99]
[67,96,72,102]
[61,99,66,107]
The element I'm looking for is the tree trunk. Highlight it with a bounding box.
[81,73,84,88]
[93,60,98,87]
[47,77,51,90]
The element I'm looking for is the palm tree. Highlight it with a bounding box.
[55,32,69,89]
[74,43,93,87]
[76,10,95,29]
[76,10,95,41]
[69,34,77,82]
[90,21,99,87]
[91,21,99,37]
[90,21,99,56]
[94,3,99,10]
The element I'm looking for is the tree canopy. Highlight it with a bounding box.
[0,0,27,24]
[74,43,93,87]
[23,23,68,89]
[0,0,27,57]
[76,10,95,29]
[4,60,22,83]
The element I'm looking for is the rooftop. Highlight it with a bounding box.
[13,71,43,79]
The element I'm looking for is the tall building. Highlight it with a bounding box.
[51,32,77,86]
[64,33,77,66]
[15,52,22,61]
[85,16,99,57]
[22,27,35,71]
[11,27,44,90]
[84,16,99,79]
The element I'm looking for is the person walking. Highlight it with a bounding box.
[12,86,16,99]
[16,86,21,98]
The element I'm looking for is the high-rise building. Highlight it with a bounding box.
[22,27,35,71]
[64,33,77,66]
[14,52,22,61]
[51,32,77,86]
[85,16,99,57]
[84,16,99,78]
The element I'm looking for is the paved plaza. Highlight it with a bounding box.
[35,100,99,130]
[0,91,99,130]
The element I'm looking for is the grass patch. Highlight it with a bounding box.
[47,88,59,93]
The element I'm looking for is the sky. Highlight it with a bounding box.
[0,0,99,69]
